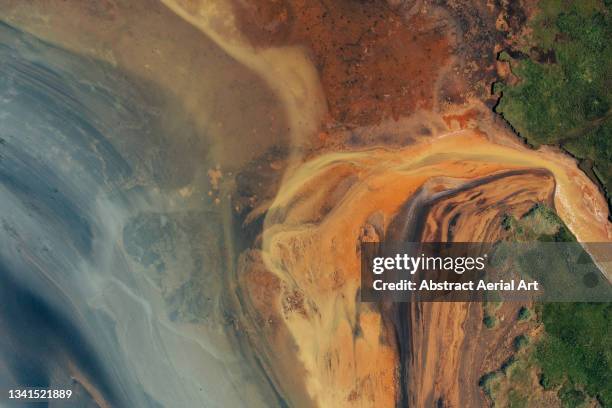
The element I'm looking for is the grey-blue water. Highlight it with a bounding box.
[0,22,273,407]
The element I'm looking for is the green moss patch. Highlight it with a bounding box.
[495,0,612,210]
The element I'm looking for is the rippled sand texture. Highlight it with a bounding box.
[0,0,610,407]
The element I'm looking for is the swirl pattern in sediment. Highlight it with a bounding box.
[236,126,609,406]
[1,1,611,407]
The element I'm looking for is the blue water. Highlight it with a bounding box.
[0,22,271,407]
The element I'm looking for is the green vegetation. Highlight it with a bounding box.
[501,356,518,374]
[480,371,504,397]
[558,383,588,408]
[536,302,612,406]
[500,205,612,303]
[501,204,576,242]
[483,301,502,329]
[495,0,612,210]
[508,389,529,408]
[477,327,547,406]
[515,205,610,405]
[514,335,529,351]
[517,306,531,321]
[483,314,497,329]
[480,204,610,406]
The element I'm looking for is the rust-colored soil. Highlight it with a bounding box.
[233,0,451,125]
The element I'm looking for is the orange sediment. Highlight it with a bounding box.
[231,0,452,125]
[240,128,611,406]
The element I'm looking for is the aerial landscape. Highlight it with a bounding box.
[0,0,610,407]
